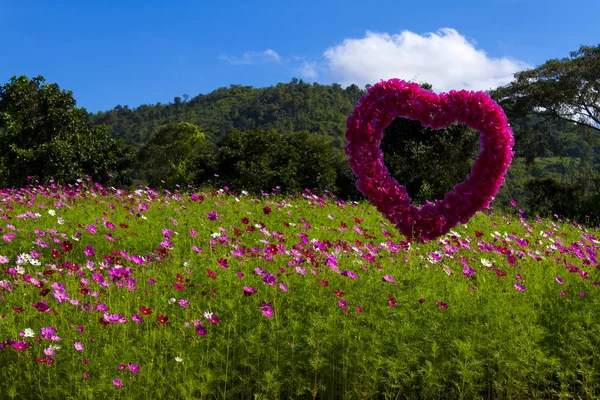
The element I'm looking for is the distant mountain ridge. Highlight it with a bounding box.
[88,79,365,148]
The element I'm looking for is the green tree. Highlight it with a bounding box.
[491,44,600,133]
[0,75,133,187]
[137,121,205,188]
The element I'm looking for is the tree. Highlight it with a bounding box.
[491,44,600,133]
[0,75,133,187]
[137,121,205,188]
[491,45,600,219]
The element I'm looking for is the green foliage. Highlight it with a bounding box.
[137,122,205,188]
[380,117,479,203]
[0,76,133,187]
[491,44,600,133]
[89,79,365,147]
[192,129,359,197]
[1,184,600,398]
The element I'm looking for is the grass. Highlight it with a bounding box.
[0,181,599,399]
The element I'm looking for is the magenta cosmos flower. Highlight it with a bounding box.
[259,302,274,318]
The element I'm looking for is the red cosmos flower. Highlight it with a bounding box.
[51,249,60,259]
[388,296,396,307]
[61,240,73,253]
[437,301,449,309]
[98,317,109,326]
[176,274,184,283]
[173,283,185,291]
[39,288,51,297]
[263,206,272,215]
[139,306,152,315]
[318,279,329,287]
[156,314,168,324]
[119,223,128,229]
[334,289,344,298]
[12,307,24,313]
[207,269,217,280]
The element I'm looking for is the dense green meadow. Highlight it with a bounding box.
[1,181,599,399]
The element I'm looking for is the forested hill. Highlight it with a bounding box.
[88,79,365,147]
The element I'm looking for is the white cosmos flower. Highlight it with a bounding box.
[22,328,35,337]
[175,357,183,363]
[48,210,56,216]
[481,259,493,267]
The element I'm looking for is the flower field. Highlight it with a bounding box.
[1,180,600,399]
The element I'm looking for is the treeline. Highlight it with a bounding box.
[88,79,364,147]
[1,44,599,223]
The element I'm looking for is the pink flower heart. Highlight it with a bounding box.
[345,79,514,242]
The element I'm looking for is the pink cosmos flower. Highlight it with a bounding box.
[514,283,526,292]
[74,342,85,351]
[132,314,142,323]
[113,379,123,388]
[259,302,274,318]
[243,286,256,296]
[437,301,448,309]
[556,276,564,284]
[338,300,348,309]
[12,341,29,351]
[83,246,95,257]
[178,299,190,308]
[382,275,395,283]
[196,326,206,336]
[2,234,16,243]
[128,363,140,374]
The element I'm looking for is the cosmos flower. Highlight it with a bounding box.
[259,302,274,318]
[513,283,526,292]
[84,246,95,257]
[243,286,257,296]
[12,341,29,351]
[20,328,35,338]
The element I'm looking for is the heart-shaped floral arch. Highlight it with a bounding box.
[345,79,514,242]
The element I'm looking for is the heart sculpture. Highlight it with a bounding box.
[345,79,514,242]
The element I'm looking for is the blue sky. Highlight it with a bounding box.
[1,0,598,112]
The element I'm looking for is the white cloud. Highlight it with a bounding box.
[323,29,531,91]
[299,61,318,79]
[219,49,281,65]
